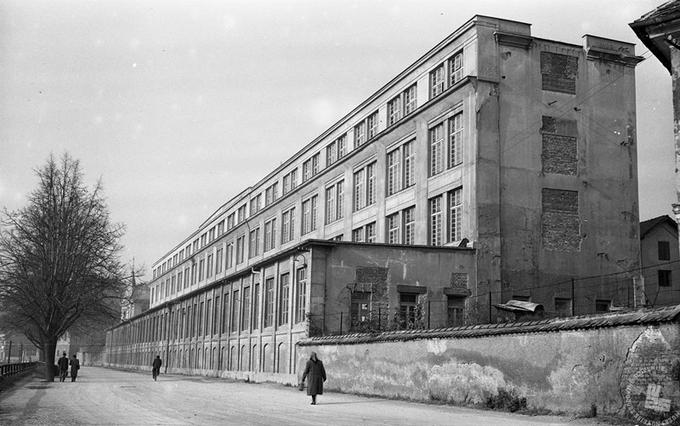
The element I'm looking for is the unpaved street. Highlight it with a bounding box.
[0,367,598,425]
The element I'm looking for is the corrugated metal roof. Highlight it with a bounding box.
[299,305,680,346]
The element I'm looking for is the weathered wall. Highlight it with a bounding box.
[494,34,642,315]
[641,220,680,307]
[298,316,680,418]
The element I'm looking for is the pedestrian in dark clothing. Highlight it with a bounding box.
[301,352,326,405]
[69,355,80,382]
[152,355,162,381]
[57,352,69,382]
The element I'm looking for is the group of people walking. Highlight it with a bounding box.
[57,352,80,382]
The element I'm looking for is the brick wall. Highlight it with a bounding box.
[541,188,581,251]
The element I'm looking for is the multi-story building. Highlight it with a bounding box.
[640,215,679,307]
[106,15,643,379]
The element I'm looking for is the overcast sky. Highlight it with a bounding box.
[0,0,673,279]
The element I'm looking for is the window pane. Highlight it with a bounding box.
[430,123,444,176]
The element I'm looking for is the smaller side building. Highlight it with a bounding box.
[640,215,679,306]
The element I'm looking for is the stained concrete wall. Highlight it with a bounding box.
[298,321,680,417]
[492,33,641,315]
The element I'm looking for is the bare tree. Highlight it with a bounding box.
[0,153,135,380]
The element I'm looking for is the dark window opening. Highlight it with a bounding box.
[659,270,672,287]
[446,296,465,327]
[595,299,610,313]
[658,241,671,261]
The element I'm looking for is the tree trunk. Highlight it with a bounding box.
[43,337,57,382]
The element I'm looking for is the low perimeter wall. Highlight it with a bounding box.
[298,306,680,423]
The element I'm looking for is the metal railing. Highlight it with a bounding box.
[0,362,39,377]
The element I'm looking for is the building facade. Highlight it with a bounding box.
[106,16,643,380]
[640,215,680,307]
[631,2,680,279]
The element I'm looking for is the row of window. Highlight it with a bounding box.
[154,56,469,279]
[429,50,464,98]
[152,189,462,303]
[126,269,309,344]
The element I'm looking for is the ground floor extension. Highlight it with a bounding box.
[105,240,476,381]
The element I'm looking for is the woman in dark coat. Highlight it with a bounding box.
[301,352,326,405]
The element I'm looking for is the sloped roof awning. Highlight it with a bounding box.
[494,300,544,313]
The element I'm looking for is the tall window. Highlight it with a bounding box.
[302,153,320,182]
[279,273,290,326]
[249,194,261,216]
[366,222,376,243]
[659,270,672,287]
[386,213,400,244]
[206,254,213,278]
[367,111,379,139]
[295,268,307,323]
[281,207,296,243]
[429,188,463,246]
[198,259,205,281]
[265,183,278,206]
[659,241,671,261]
[366,162,376,206]
[227,213,235,230]
[327,135,346,166]
[248,227,260,258]
[302,195,318,234]
[198,302,204,336]
[236,235,245,264]
[231,290,240,332]
[184,266,190,289]
[403,84,417,115]
[447,296,465,327]
[222,291,230,332]
[353,162,377,211]
[387,149,401,196]
[448,113,463,168]
[241,287,251,331]
[403,206,415,245]
[253,282,260,330]
[237,205,246,223]
[264,218,277,252]
[448,51,464,85]
[430,64,445,97]
[430,196,443,246]
[388,95,402,125]
[283,169,297,195]
[325,180,344,224]
[448,188,462,242]
[226,242,234,269]
[429,123,444,176]
[354,120,366,148]
[217,220,225,236]
[213,296,220,334]
[264,277,274,327]
[386,140,415,196]
[215,247,223,274]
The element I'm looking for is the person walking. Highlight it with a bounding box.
[301,352,326,405]
[69,354,80,382]
[152,355,162,381]
[57,352,69,382]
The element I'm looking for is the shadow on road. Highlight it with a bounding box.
[319,399,389,405]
